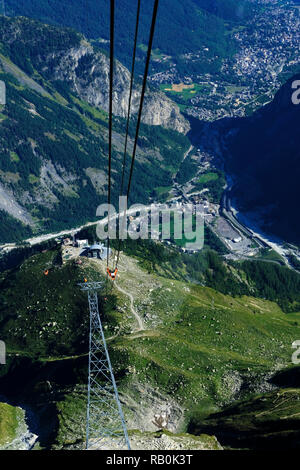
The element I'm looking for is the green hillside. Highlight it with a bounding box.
[5,0,258,74]
[1,242,300,448]
[0,402,25,447]
[0,17,190,242]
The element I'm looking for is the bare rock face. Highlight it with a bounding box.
[141,92,189,134]
[88,430,222,451]
[43,44,190,134]
[0,17,189,134]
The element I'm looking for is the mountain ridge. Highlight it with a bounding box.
[4,0,256,73]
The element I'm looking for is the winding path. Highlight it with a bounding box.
[95,259,145,332]
[114,282,145,331]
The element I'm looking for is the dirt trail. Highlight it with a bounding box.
[114,282,145,331]
[93,258,145,332]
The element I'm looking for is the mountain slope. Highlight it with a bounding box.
[190,386,300,450]
[0,242,300,448]
[4,0,256,73]
[226,73,300,244]
[0,16,189,133]
[0,16,190,241]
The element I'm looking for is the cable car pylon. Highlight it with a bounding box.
[79,281,130,450]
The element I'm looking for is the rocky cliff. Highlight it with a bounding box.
[44,43,190,134]
[0,16,190,134]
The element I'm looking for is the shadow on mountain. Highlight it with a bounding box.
[188,386,300,450]
[187,74,300,245]
[222,74,300,245]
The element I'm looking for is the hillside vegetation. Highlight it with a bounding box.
[0,402,25,447]
[0,242,300,448]
[0,17,190,242]
[5,0,257,74]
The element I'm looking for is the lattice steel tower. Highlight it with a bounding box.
[80,282,130,450]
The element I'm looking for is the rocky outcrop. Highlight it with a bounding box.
[0,182,33,225]
[42,43,190,134]
[89,430,222,450]
[0,402,38,450]
[141,92,189,133]
[0,16,189,134]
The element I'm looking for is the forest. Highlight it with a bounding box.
[5,0,258,74]
[0,64,189,241]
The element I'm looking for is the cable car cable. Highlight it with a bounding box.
[119,0,141,197]
[114,0,159,273]
[106,0,115,293]
[115,0,141,269]
[126,0,159,200]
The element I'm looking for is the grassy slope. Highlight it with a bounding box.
[1,245,300,448]
[0,247,124,357]
[111,253,300,411]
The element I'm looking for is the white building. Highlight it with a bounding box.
[76,239,89,248]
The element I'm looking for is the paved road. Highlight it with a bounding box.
[0,204,154,252]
